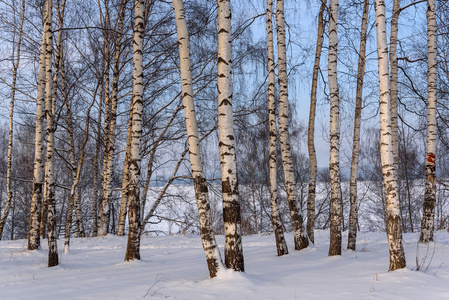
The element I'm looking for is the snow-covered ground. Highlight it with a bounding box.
[1,230,448,299]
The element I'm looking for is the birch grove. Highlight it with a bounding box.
[0,0,444,276]
[374,0,406,270]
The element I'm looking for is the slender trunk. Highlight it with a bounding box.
[389,0,400,173]
[28,16,47,251]
[217,0,245,271]
[125,0,144,261]
[328,0,342,257]
[374,0,406,270]
[420,0,437,244]
[307,2,326,245]
[267,0,288,256]
[173,0,223,277]
[98,0,112,236]
[347,0,369,251]
[117,104,132,236]
[0,0,25,240]
[91,85,103,237]
[43,0,58,267]
[276,0,309,251]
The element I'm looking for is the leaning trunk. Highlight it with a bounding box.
[173,0,224,277]
[276,0,309,251]
[307,1,325,244]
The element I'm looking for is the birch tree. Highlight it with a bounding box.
[0,0,25,240]
[217,0,245,271]
[28,9,48,251]
[374,0,406,270]
[173,0,223,276]
[267,0,288,256]
[43,0,58,267]
[98,0,113,236]
[276,0,309,251]
[328,0,342,256]
[125,0,145,261]
[420,0,437,243]
[389,0,399,173]
[347,0,369,251]
[307,1,326,245]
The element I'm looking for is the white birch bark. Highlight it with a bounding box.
[125,0,144,261]
[0,0,25,240]
[98,0,112,236]
[217,0,244,271]
[28,13,47,251]
[347,0,369,251]
[420,0,437,244]
[307,1,325,245]
[389,0,400,173]
[374,0,406,270]
[267,0,288,256]
[42,0,58,267]
[276,0,309,251]
[173,0,224,276]
[91,85,104,237]
[117,104,132,237]
[328,0,342,256]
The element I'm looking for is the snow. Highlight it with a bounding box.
[1,230,448,299]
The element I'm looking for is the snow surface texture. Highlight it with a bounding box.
[1,231,448,299]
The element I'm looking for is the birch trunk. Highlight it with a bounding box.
[389,0,400,172]
[276,0,309,251]
[117,104,132,236]
[64,87,95,253]
[328,0,342,256]
[420,0,437,244]
[217,0,245,271]
[347,0,369,251]
[173,0,223,276]
[98,0,112,236]
[28,16,47,251]
[374,0,406,270]
[91,86,103,237]
[125,0,144,261]
[267,0,288,256]
[43,0,58,267]
[307,1,325,245]
[0,0,25,240]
